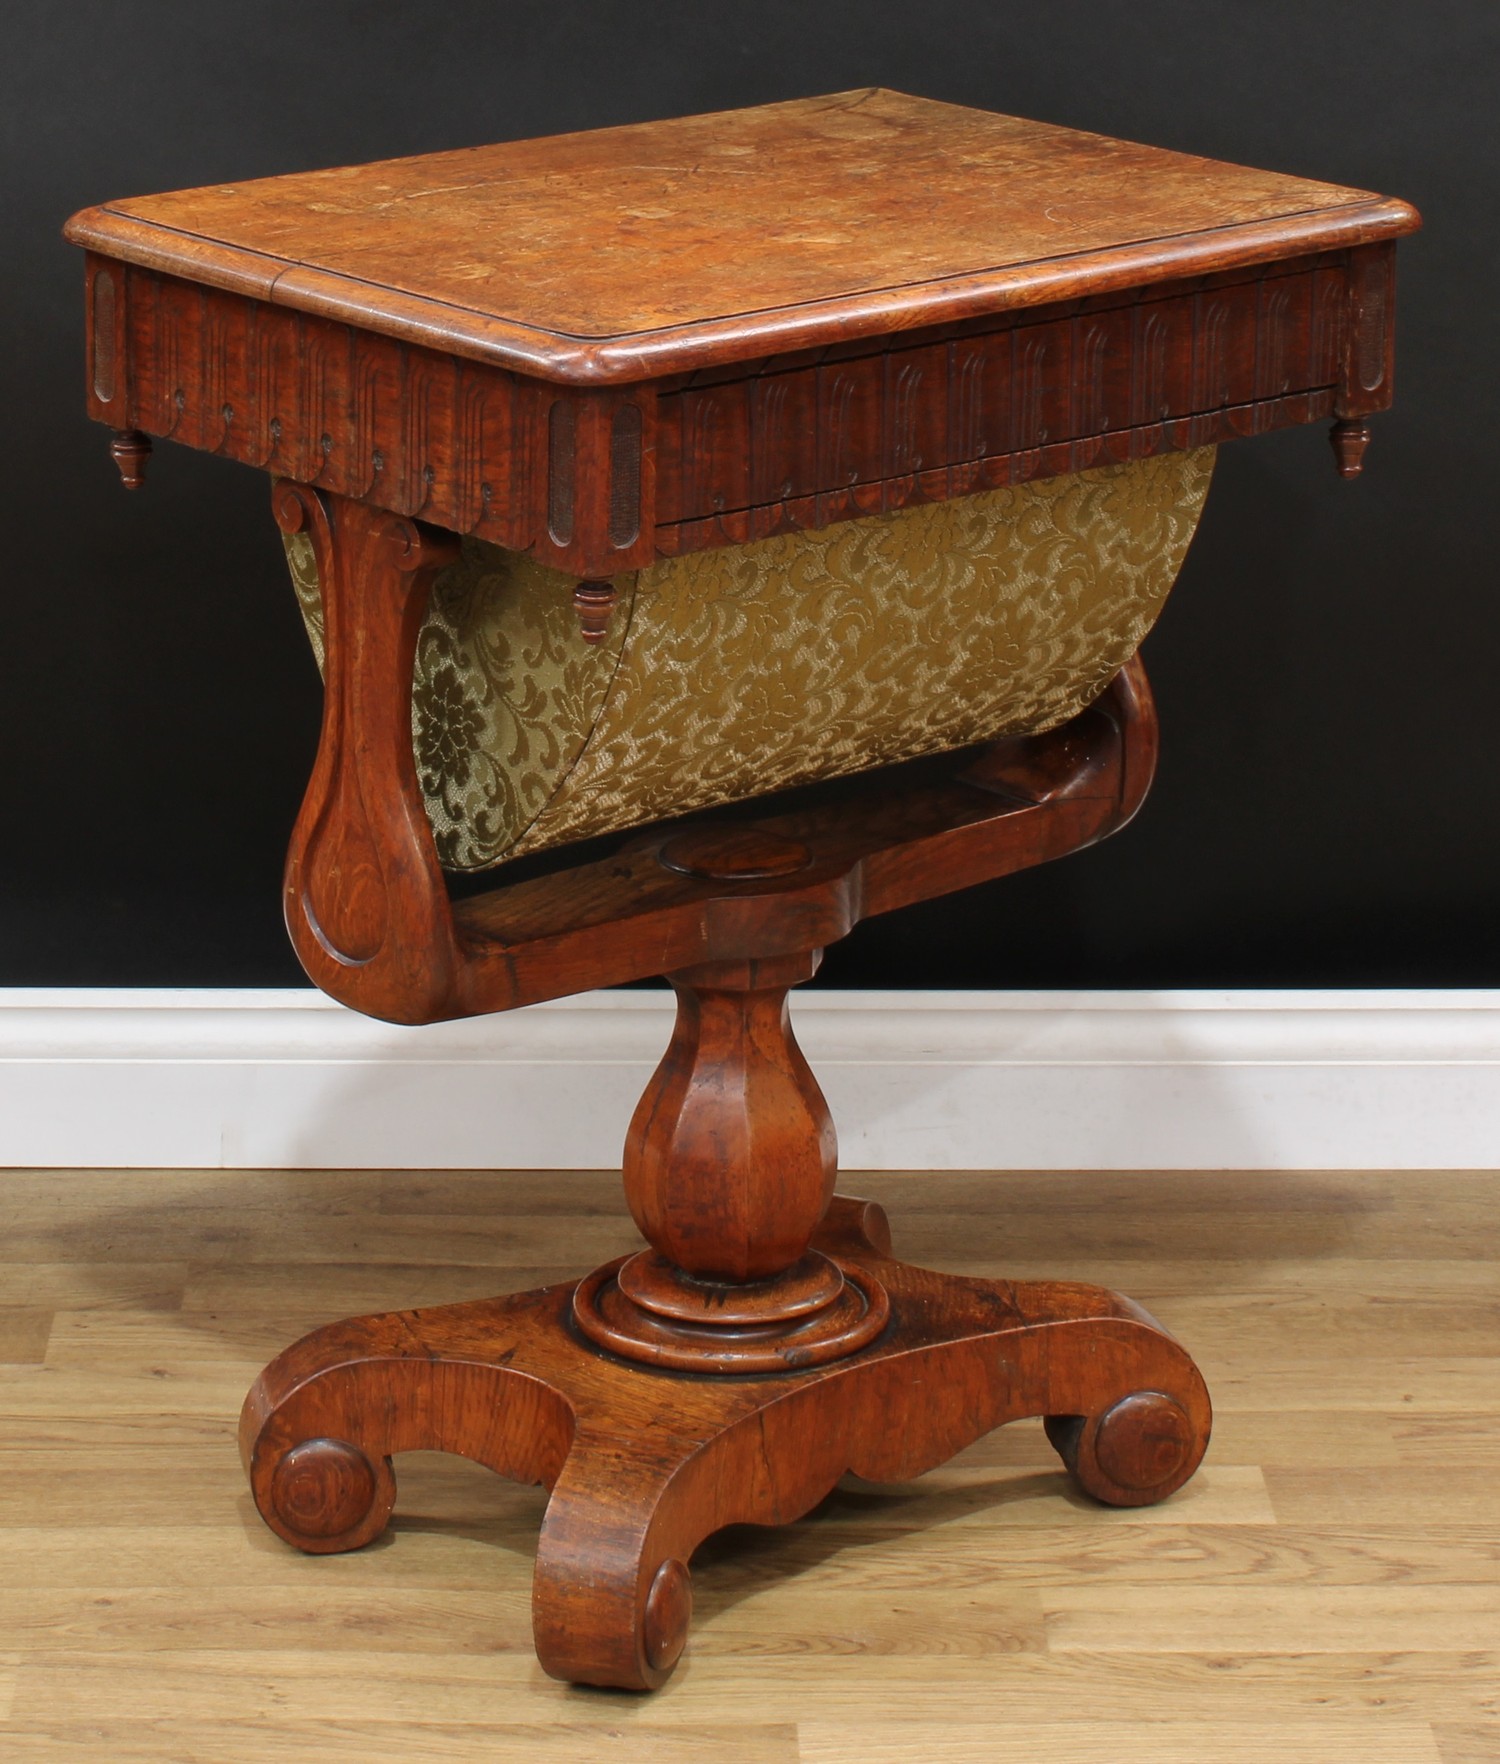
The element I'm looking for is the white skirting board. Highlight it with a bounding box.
[1,987,1497,1172]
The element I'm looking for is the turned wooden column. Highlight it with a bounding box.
[573,943,890,1372]
[625,951,836,1282]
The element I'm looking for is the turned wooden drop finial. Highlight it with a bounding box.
[109,428,152,489]
[1329,418,1373,479]
[573,579,619,643]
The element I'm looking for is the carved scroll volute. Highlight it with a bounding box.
[273,481,463,1023]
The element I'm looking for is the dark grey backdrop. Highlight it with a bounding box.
[4,1,1495,988]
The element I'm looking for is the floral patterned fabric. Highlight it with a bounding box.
[283,447,1214,871]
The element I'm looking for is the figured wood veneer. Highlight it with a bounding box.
[66,90,1415,381]
[66,88,1418,1691]
[652,252,1370,552]
[70,90,1417,573]
[80,243,1393,576]
[242,1195,1211,1690]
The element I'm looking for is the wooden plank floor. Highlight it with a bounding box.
[1,1167,1496,1762]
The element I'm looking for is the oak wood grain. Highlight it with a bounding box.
[0,1312,52,1366]
[1436,1724,1500,1764]
[797,1721,1444,1764]
[0,1721,800,1764]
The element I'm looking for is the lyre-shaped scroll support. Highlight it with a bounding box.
[272,481,464,1024]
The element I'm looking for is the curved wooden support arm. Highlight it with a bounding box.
[447,656,1160,1020]
[278,480,1158,1028]
[274,482,464,1024]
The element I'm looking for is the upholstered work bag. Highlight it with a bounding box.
[284,447,1214,871]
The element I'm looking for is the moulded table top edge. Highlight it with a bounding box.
[63,88,1421,385]
[65,195,1420,387]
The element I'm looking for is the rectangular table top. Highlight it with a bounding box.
[65,88,1417,384]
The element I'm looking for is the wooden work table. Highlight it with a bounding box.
[67,89,1419,1691]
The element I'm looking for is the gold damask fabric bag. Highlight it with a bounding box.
[284,447,1213,872]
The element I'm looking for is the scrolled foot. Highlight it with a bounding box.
[1046,1387,1205,1508]
[643,1558,693,1676]
[533,1473,700,1691]
[235,1236,1212,1687]
[256,1433,396,1555]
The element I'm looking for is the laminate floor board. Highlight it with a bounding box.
[0,1586,537,1655]
[1204,1356,1500,1412]
[0,1511,542,1591]
[955,1405,1400,1467]
[0,1414,231,1449]
[0,1166,622,1219]
[20,1513,1489,1598]
[0,1447,253,1526]
[1133,1294,1500,1360]
[5,1206,644,1269]
[356,1168,1485,1222]
[0,1262,189,1310]
[862,1169,1489,1210]
[0,1169,386,1211]
[0,1719,802,1764]
[13,1646,1498,1726]
[952,1258,1500,1298]
[5,1649,605,1723]
[0,1363,256,1421]
[1,1166,1496,1763]
[42,1308,336,1367]
[795,1717,1446,1764]
[884,1188,1497,1262]
[0,1312,52,1364]
[1392,1414,1500,1464]
[1041,1583,1500,1652]
[790,1461,1278,1528]
[1265,1467,1500,1525]
[375,1168,659,1217]
[695,1521,1500,1590]
[1435,1722,1500,1764]
[179,1262,588,1314]
[598,1653,1500,1724]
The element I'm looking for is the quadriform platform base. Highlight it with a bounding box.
[244,1196,1209,1690]
[67,91,1416,1688]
